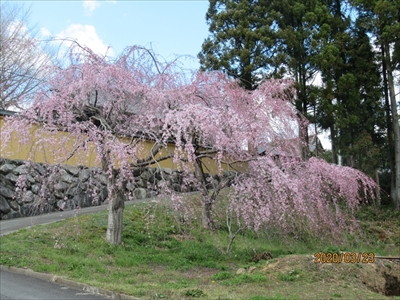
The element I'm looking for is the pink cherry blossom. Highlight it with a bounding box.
[1,43,376,244]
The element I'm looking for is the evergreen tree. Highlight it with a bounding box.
[270,0,334,158]
[271,0,331,117]
[336,26,384,173]
[315,0,384,175]
[352,0,400,209]
[198,0,279,90]
[314,0,350,164]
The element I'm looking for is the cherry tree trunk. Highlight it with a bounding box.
[201,196,215,230]
[194,158,215,229]
[106,176,126,244]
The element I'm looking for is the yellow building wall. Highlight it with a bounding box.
[0,116,99,167]
[0,116,246,174]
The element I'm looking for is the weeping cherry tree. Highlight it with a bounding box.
[1,43,376,244]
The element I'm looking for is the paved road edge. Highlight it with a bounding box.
[0,265,141,300]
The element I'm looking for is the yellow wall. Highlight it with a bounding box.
[0,116,99,167]
[0,116,245,174]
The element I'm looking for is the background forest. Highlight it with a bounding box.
[198,0,400,208]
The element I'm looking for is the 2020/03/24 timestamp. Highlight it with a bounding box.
[314,252,375,264]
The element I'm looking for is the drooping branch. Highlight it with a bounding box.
[135,143,172,168]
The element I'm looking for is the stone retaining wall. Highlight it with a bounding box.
[0,158,227,220]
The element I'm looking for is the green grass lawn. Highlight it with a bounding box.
[1,196,399,300]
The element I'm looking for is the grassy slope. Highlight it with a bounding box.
[0,196,399,300]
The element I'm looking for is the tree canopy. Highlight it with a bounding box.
[198,0,280,90]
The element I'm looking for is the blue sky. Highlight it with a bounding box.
[21,0,210,70]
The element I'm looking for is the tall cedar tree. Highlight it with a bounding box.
[317,8,384,174]
[352,0,400,209]
[198,0,279,90]
[314,0,351,164]
[335,26,384,174]
[270,0,332,159]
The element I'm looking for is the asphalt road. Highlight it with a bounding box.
[0,204,110,236]
[0,268,108,299]
[0,198,158,236]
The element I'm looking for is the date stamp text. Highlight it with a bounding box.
[314,252,375,264]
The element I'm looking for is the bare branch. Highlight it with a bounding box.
[0,2,58,109]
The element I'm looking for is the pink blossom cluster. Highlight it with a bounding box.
[229,156,376,242]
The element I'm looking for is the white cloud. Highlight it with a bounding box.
[8,21,28,36]
[40,27,52,38]
[57,24,114,57]
[83,0,101,15]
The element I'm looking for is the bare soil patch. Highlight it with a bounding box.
[261,254,400,297]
